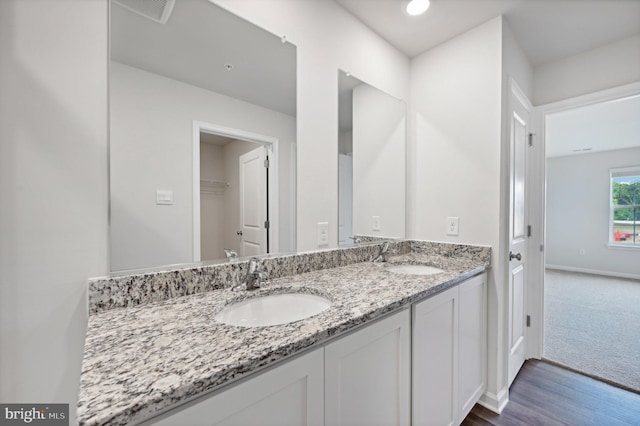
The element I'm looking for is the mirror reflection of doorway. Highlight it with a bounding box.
[198,127,274,261]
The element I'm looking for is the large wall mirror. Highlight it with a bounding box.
[109,0,296,272]
[338,70,406,245]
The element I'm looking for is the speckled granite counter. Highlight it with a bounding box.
[78,241,490,426]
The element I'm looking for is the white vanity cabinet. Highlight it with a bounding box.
[412,273,487,426]
[139,275,486,426]
[324,309,411,426]
[146,347,324,426]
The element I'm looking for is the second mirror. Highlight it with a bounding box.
[338,71,406,245]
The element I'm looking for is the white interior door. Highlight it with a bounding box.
[239,146,267,257]
[508,83,531,386]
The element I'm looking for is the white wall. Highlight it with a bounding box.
[534,34,640,106]
[212,0,410,250]
[410,18,503,247]
[546,148,640,279]
[110,62,296,270]
[352,83,406,239]
[0,0,109,422]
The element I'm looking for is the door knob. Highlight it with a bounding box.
[509,251,522,261]
[237,230,243,236]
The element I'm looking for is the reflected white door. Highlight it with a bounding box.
[338,154,353,245]
[508,84,530,386]
[239,147,267,257]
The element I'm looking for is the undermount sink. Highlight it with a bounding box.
[385,264,445,275]
[214,292,331,327]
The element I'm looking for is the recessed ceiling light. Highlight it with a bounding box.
[224,63,234,71]
[403,0,430,16]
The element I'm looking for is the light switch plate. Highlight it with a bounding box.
[372,216,381,231]
[317,222,329,246]
[446,217,459,236]
[156,190,174,205]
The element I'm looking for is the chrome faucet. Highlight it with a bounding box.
[224,248,238,260]
[233,257,269,291]
[349,236,362,244]
[372,241,395,263]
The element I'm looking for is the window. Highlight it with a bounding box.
[610,167,640,246]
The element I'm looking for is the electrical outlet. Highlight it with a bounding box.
[446,217,459,236]
[372,216,381,231]
[317,222,329,246]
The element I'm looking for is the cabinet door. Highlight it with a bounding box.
[325,309,410,426]
[458,274,487,420]
[148,348,324,426]
[412,286,458,426]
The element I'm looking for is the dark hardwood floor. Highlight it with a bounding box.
[462,360,640,426]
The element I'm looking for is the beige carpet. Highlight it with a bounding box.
[544,269,640,393]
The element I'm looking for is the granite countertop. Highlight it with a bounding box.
[77,251,489,426]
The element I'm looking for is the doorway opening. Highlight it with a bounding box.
[192,121,279,262]
[541,92,640,393]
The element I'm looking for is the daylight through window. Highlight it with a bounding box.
[610,167,640,246]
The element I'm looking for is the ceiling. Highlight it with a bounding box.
[335,0,640,65]
[111,0,296,116]
[546,94,640,157]
[111,0,639,122]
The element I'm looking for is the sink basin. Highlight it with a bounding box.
[215,293,331,327]
[385,264,444,275]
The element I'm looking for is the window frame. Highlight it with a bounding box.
[609,166,640,249]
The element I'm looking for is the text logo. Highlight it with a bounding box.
[1,404,68,425]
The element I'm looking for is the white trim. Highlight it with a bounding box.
[606,243,640,251]
[192,121,280,262]
[528,81,640,361]
[545,264,640,281]
[478,387,509,414]
[290,143,297,252]
[510,77,533,111]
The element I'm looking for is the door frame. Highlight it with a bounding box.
[526,81,640,360]
[192,120,279,262]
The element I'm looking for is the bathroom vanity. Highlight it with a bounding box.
[78,241,490,426]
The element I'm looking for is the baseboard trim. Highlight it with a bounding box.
[545,265,640,281]
[478,387,509,414]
